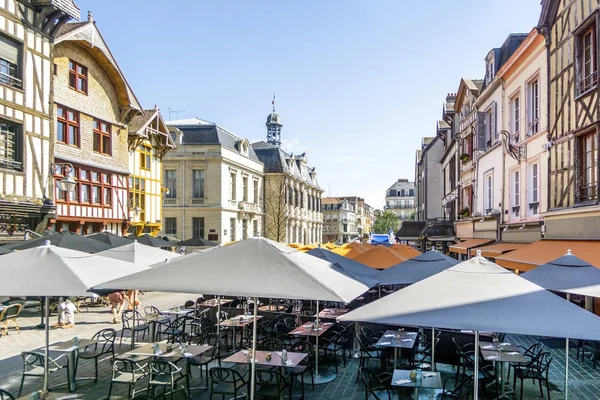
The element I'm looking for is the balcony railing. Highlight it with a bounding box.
[0,157,22,171]
[0,71,22,89]
[576,71,598,97]
[238,201,261,214]
[191,198,205,205]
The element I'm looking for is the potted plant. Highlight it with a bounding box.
[460,153,470,164]
[459,207,470,218]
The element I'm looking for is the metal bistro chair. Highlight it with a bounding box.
[507,342,544,381]
[107,358,148,399]
[147,359,189,400]
[158,316,186,344]
[257,338,286,352]
[356,332,382,382]
[188,334,223,391]
[358,367,393,400]
[18,352,70,396]
[209,366,248,400]
[0,389,15,400]
[255,369,290,400]
[513,351,553,400]
[120,310,149,346]
[75,328,116,382]
[288,340,315,399]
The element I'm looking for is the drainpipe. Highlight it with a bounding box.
[182,135,186,240]
[500,80,507,243]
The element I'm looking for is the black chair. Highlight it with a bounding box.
[440,375,474,399]
[107,358,148,399]
[289,340,315,399]
[319,326,352,373]
[257,338,286,352]
[158,316,186,343]
[413,337,439,371]
[580,340,600,369]
[184,300,195,309]
[18,352,70,396]
[451,337,475,381]
[358,367,393,400]
[507,342,544,381]
[255,369,290,399]
[356,332,382,381]
[0,388,15,400]
[76,328,116,382]
[120,310,149,346]
[513,351,553,400]
[147,359,189,400]
[209,366,248,400]
[457,344,497,398]
[188,334,223,391]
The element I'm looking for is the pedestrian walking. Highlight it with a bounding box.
[51,297,76,328]
[108,291,125,324]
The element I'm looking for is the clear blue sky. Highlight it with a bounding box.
[74,0,542,210]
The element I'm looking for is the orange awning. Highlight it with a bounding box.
[390,244,422,258]
[352,246,405,269]
[331,246,364,259]
[469,242,527,258]
[495,240,600,272]
[448,238,494,254]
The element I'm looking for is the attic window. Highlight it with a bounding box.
[241,141,249,156]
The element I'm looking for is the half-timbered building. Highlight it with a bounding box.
[128,107,175,236]
[51,13,142,235]
[0,0,78,239]
[538,0,600,239]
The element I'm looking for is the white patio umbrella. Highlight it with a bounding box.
[339,252,600,399]
[96,241,181,347]
[0,242,149,390]
[94,237,371,399]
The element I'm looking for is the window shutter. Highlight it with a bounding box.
[477,112,487,150]
[492,101,498,139]
[0,35,19,65]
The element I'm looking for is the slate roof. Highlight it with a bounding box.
[252,141,322,190]
[55,21,86,36]
[30,0,80,20]
[481,33,528,91]
[168,118,260,163]
[128,110,157,134]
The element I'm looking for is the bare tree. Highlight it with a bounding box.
[263,174,289,242]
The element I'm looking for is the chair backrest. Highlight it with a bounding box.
[283,316,298,330]
[0,388,15,400]
[21,352,44,369]
[168,316,186,331]
[91,328,116,354]
[210,367,245,390]
[149,359,179,378]
[273,322,289,337]
[524,342,544,359]
[289,340,313,366]
[257,338,285,351]
[219,311,229,322]
[536,352,553,376]
[121,310,143,329]
[1,304,22,320]
[196,296,205,304]
[255,369,286,386]
[358,367,390,400]
[360,326,376,338]
[184,300,195,309]
[112,358,141,378]
[284,303,294,314]
[144,306,161,316]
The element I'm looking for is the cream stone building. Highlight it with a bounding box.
[498,29,548,243]
[321,197,358,244]
[163,118,264,244]
[253,107,323,244]
[0,0,78,239]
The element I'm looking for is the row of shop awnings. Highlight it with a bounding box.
[450,238,600,272]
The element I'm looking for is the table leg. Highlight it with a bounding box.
[68,351,76,391]
[413,387,419,399]
[394,348,397,369]
[501,362,505,396]
[232,326,237,352]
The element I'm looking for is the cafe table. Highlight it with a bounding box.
[120,342,212,360]
[376,330,418,369]
[140,313,170,343]
[198,298,233,307]
[219,315,263,352]
[160,307,193,317]
[17,393,81,400]
[223,349,307,368]
[479,341,529,399]
[288,321,336,337]
[391,369,442,399]
[315,308,349,319]
[258,304,287,312]
[49,339,98,392]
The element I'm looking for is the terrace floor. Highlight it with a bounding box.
[1,292,598,399]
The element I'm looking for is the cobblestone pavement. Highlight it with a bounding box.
[0,292,598,399]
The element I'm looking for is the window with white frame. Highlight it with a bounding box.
[483,172,493,213]
[528,163,540,215]
[527,80,539,136]
[229,172,236,201]
[511,96,520,142]
[511,170,520,218]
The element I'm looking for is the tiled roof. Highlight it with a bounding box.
[322,197,342,204]
[55,21,86,36]
[128,110,157,134]
[31,0,80,20]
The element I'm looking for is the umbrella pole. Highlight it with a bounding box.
[315,299,319,378]
[431,327,435,371]
[250,296,258,400]
[474,330,479,400]
[131,291,137,350]
[43,296,49,390]
[216,296,221,352]
[565,338,569,400]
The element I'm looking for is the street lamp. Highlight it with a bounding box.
[443,203,453,222]
[47,163,77,198]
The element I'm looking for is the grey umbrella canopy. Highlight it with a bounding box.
[96,241,181,267]
[95,237,371,302]
[307,248,380,280]
[376,250,459,285]
[0,246,13,254]
[0,243,150,297]
[5,231,111,253]
[175,237,218,247]
[135,234,174,248]
[339,255,600,341]
[521,250,600,297]
[86,232,134,248]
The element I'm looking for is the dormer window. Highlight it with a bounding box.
[486,57,495,84]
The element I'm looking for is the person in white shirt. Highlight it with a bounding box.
[51,297,76,328]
